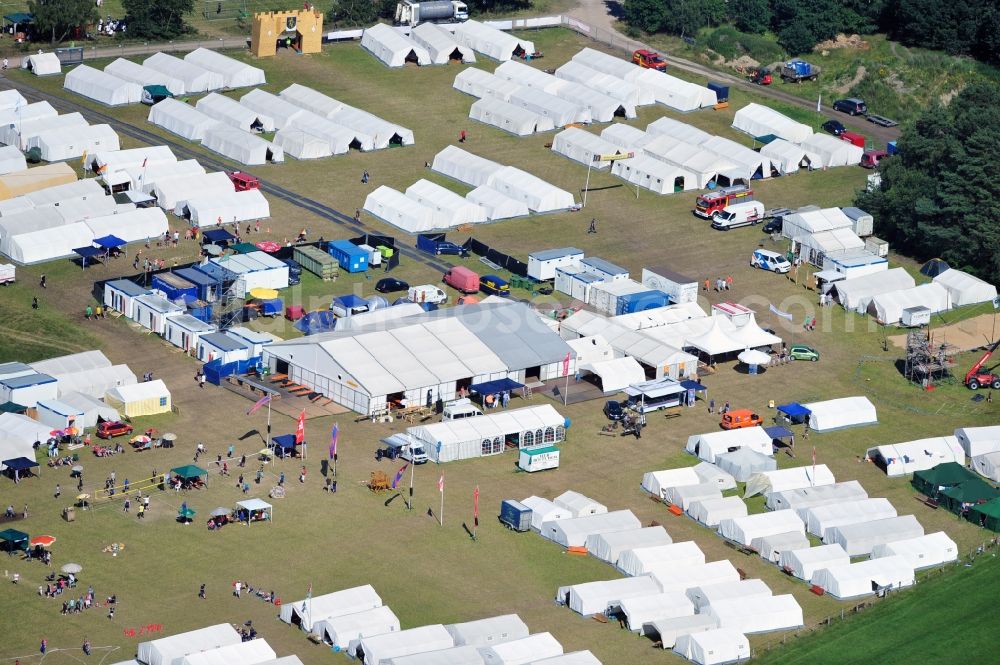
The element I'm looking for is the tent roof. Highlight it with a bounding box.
[732,103,812,144]
[431,144,504,187]
[411,21,476,64]
[183,48,265,87]
[177,639,275,665]
[105,58,186,95]
[171,464,208,479]
[279,83,345,118]
[236,498,271,511]
[106,379,170,403]
[933,269,997,305]
[136,624,241,665]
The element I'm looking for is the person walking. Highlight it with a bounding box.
[228,445,234,459]
[708,398,715,413]
[85,305,93,320]
[459,129,467,143]
[54,484,61,499]
[278,471,285,486]
[299,466,306,483]
[32,297,38,310]
[39,274,46,288]
[123,498,130,514]
[199,584,206,599]
[587,218,597,234]
[137,503,145,519]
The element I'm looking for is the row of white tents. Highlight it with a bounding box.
[127,624,299,665]
[361,23,477,67]
[0,95,119,160]
[867,425,1000,483]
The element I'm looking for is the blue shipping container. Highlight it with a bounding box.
[151,273,198,302]
[616,289,670,315]
[188,301,213,322]
[328,240,368,273]
[499,499,532,532]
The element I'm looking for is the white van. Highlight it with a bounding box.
[751,249,791,274]
[442,398,484,421]
[381,433,429,464]
[408,284,448,305]
[711,200,766,230]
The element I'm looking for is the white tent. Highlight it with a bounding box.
[470,98,553,136]
[364,185,436,233]
[362,24,432,67]
[686,579,771,611]
[144,52,223,93]
[5,221,94,264]
[766,480,870,514]
[0,101,57,146]
[732,103,812,143]
[715,447,777,482]
[452,20,534,62]
[432,145,504,187]
[479,633,562,665]
[148,98,222,142]
[152,171,233,211]
[278,84,345,118]
[555,83,635,122]
[196,93,275,133]
[691,462,736,490]
[486,166,575,213]
[509,87,590,127]
[240,89,306,130]
[556,59,646,106]
[601,123,650,151]
[552,128,624,169]
[521,496,571,531]
[273,129,334,160]
[612,154,696,195]
[664,482,721,511]
[452,68,522,101]
[383,646,486,665]
[557,575,661,616]
[870,531,957,570]
[64,65,142,106]
[580,357,645,393]
[32,124,120,162]
[826,515,925,556]
[673,628,750,665]
[700,136,772,181]
[176,639,276,665]
[801,133,863,167]
[619,592,694,632]
[553,490,606,517]
[540,510,640,547]
[105,57,186,95]
[279,585,382,631]
[648,561,741,594]
[85,207,169,244]
[495,60,564,94]
[291,110,375,153]
[649,615,720,649]
[973,451,1000,482]
[586,526,672,564]
[635,68,717,111]
[23,52,61,76]
[123,159,205,194]
[779,544,849,581]
[89,145,175,174]
[705,594,803,635]
[0,146,27,176]
[411,22,476,64]
[687,496,747,528]
[833,267,915,311]
[466,186,528,220]
[202,127,284,165]
[136,624,242,665]
[445,614,529,646]
[933,269,997,306]
[405,179,487,228]
[58,391,120,428]
[328,106,414,149]
[805,498,898,540]
[358,625,454,665]
[685,427,773,464]
[754,530,812,564]
[867,283,951,324]
[314,606,400,649]
[182,189,270,227]
[640,138,735,189]
[184,48,265,88]
[645,117,712,145]
[867,436,965,477]
[811,556,915,599]
[0,89,26,111]
[744,464,836,498]
[803,396,877,432]
[617,541,705,577]
[641,466,702,498]
[8,112,88,151]
[760,139,809,175]
[0,413,48,470]
[718,510,805,547]
[955,426,1000,458]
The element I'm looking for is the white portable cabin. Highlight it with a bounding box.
[273,129,334,160]
[202,127,284,165]
[446,614,528,647]
[411,22,476,64]
[933,269,997,306]
[617,541,704,577]
[470,98,554,136]
[685,427,773,463]
[540,510,640,548]
[64,65,142,106]
[955,426,1000,458]
[225,327,276,357]
[866,436,965,477]
[32,124,120,162]
[132,294,184,334]
[240,89,306,130]
[867,283,951,324]
[553,490,607,517]
[197,332,252,364]
[870,531,958,570]
[182,189,269,227]
[22,52,61,76]
[405,179,487,228]
[732,103,812,143]
[528,247,585,281]
[751,531,810,563]
[801,133,863,167]
[486,166,575,213]
[478,633,563,665]
[766,480,869,513]
[148,98,222,142]
[313,606,400,649]
[647,561,741,594]
[586,526,672,564]
[556,575,662,616]
[688,496,747,528]
[163,313,217,352]
[685,579,771,611]
[619,592,694,632]
[34,398,85,430]
[664,483,722,511]
[364,185,436,233]
[105,57,186,95]
[357,625,454,665]
[718,510,805,547]
[810,556,915,599]
[521,496,571,531]
[196,93,275,133]
[779,544,850,582]
[136,624,242,665]
[431,145,503,187]
[802,396,877,432]
[103,279,151,318]
[826,515,925,556]
[328,105,414,149]
[362,23,431,67]
[144,52,223,93]
[705,594,803,635]
[279,584,382,631]
[152,171,233,211]
[673,629,750,665]
[744,464,836,498]
[551,128,623,169]
[452,68,522,101]
[467,186,529,221]
[278,84,345,118]
[210,251,288,297]
[176,639,276,665]
[509,87,590,127]
[183,48,265,88]
[58,391,120,429]
[452,20,534,62]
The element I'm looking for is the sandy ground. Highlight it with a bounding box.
[888,313,999,351]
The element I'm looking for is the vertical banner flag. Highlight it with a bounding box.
[438,474,444,493]
[247,393,271,415]
[392,463,408,489]
[562,351,571,377]
[473,485,480,528]
[295,409,306,444]
[329,423,339,460]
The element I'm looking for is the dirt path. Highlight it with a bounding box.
[888,313,999,352]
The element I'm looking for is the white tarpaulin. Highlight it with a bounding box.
[105,57,186,95]
[557,575,662,616]
[64,65,142,106]
[826,515,925,556]
[803,396,877,432]
[870,531,958,570]
[732,103,812,143]
[779,544,850,582]
[685,427,773,463]
[619,592,694,632]
[144,52,223,93]
[405,179,487,228]
[867,283,951,324]
[933,269,997,306]
[586,526,672,564]
[470,98,553,136]
[810,556,915,599]
[618,541,704,577]
[184,48,265,88]
[705,594,803,635]
[867,436,965,477]
[673,628,749,665]
[744,464,836,498]
[148,98,222,142]
[196,93,275,133]
[718,510,805,547]
[412,22,476,64]
[687,496,747,528]
[362,24,431,67]
[540,510,640,547]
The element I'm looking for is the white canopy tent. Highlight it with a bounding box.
[867,283,951,324]
[673,628,750,665]
[760,139,809,175]
[551,128,623,169]
[202,127,284,165]
[136,624,242,665]
[732,103,812,143]
[753,530,811,566]
[148,98,222,142]
[540,510,640,547]
[687,496,747,528]
[619,592,694,632]
[766,480,869,513]
[781,207,853,239]
[933,269,997,306]
[692,462,736,490]
[58,391,120,428]
[466,186,529,220]
[279,584,382,631]
[32,124,120,162]
[635,68,717,112]
[700,136,772,181]
[357,625,454,665]
[825,515,925,556]
[556,83,635,122]
[718,510,805,547]
[176,639,276,665]
[641,466,701,498]
[105,58,185,95]
[648,561,741,594]
[152,171,233,211]
[617,541,705,576]
[496,60,566,94]
[64,65,142,105]
[704,594,803,635]
[362,24,432,67]
[432,145,503,187]
[273,129,334,160]
[89,145,175,174]
[801,133,863,167]
[453,68,523,101]
[85,207,169,245]
[556,575,662,616]
[559,57,650,106]
[328,105,414,149]
[184,48,265,88]
[4,222,94,264]
[313,606,400,649]
[553,490,606,517]
[649,615,720,649]
[645,116,713,145]
[364,185,441,233]
[445,614,529,646]
[411,22,476,64]
[744,464,836,498]
[685,579,771,611]
[715,447,777,482]
[867,436,965,477]
[7,112,87,151]
[779,544,850,582]
[664,483,721,511]
[278,84,344,118]
[123,159,205,194]
[291,110,375,153]
[144,52,223,93]
[23,52,61,75]
[803,396,877,432]
[239,89,306,130]
[833,267,915,311]
[509,87,590,127]
[470,98,553,136]
[521,496,571,531]
[0,414,48,470]
[486,166,575,213]
[182,189,270,227]
[685,427,773,463]
[405,179,486,228]
[586,526,672,564]
[0,101,57,147]
[870,531,958,570]
[805,498,898,540]
[580,357,645,393]
[452,20,534,62]
[196,93,275,133]
[479,633,562,664]
[810,556,915,599]
[955,426,1000,458]
[973,451,1000,482]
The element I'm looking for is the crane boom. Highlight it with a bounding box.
[965,339,1000,388]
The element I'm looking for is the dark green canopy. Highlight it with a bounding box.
[940,478,1000,514]
[170,465,207,480]
[0,401,27,414]
[0,528,29,551]
[968,498,1000,532]
[911,462,978,499]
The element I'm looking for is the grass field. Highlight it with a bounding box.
[0,26,997,665]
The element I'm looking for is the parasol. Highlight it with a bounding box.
[738,349,772,366]
[249,287,279,300]
[255,241,281,253]
[61,563,82,574]
[76,493,90,500]
[210,507,230,517]
[30,535,56,547]
[130,435,151,445]
[71,465,83,474]
[162,433,177,442]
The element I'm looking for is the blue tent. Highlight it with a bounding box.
[202,229,236,245]
[470,378,525,395]
[777,403,811,424]
[294,310,336,335]
[72,246,104,269]
[94,235,126,250]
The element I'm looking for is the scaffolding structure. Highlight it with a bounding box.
[904,329,959,386]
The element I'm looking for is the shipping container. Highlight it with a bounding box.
[151,272,198,302]
[528,247,584,281]
[588,279,649,315]
[641,267,698,304]
[293,245,339,281]
[617,289,670,315]
[841,207,873,237]
[865,236,889,258]
[327,239,368,273]
[555,264,603,303]
[174,267,220,303]
[499,499,533,531]
[580,256,629,282]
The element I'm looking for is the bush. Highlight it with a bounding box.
[705,26,741,60]
[705,26,785,63]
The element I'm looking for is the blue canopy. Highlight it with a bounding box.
[294,310,336,335]
[764,426,794,440]
[2,457,38,471]
[202,229,236,244]
[73,246,103,259]
[333,294,367,308]
[94,235,126,249]
[680,380,708,391]
[272,434,299,449]
[777,403,811,417]
[470,378,525,395]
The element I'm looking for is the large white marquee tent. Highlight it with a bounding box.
[810,556,915,599]
[466,186,529,220]
[673,628,750,665]
[870,531,958,570]
[685,427,773,463]
[404,179,486,228]
[766,480,869,513]
[955,426,1000,458]
[105,57,186,95]
[452,19,534,61]
[744,464,836,498]
[540,510,641,548]
[432,145,503,187]
[509,86,590,127]
[804,498,898,540]
[278,585,382,632]
[732,103,812,143]
[556,575,661,616]
[833,267,916,312]
[452,67,523,101]
[867,283,952,324]
[803,396,877,432]
[363,186,436,233]
[618,592,694,632]
[148,98,222,142]
[717,510,805,547]
[291,111,374,153]
[778,544,850,582]
[136,624,241,665]
[704,594,803,635]
[184,48,266,88]
[23,52,61,76]
[470,98,554,136]
[202,127,284,165]
[144,52,223,93]
[866,436,965,477]
[196,93,275,133]
[825,515,924,556]
[586,526,672,564]
[487,166,575,213]
[273,129,334,160]
[182,189,270,227]
[240,89,306,130]
[152,171,233,211]
[617,541,705,577]
[552,128,624,170]
[64,65,142,106]
[313,606,400,650]
[933,269,997,306]
[802,133,863,167]
[328,106,414,149]
[362,23,432,68]
[411,22,476,64]
[279,83,344,118]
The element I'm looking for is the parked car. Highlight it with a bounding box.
[376,277,409,293]
[480,274,510,297]
[97,421,134,439]
[751,249,791,274]
[821,119,846,136]
[789,344,820,362]
[860,150,888,169]
[603,400,625,421]
[720,409,763,430]
[833,98,867,116]
[762,217,783,234]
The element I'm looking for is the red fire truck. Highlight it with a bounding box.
[694,185,754,218]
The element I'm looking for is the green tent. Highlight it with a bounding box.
[911,462,977,499]
[141,85,173,106]
[968,498,1000,532]
[940,478,1000,515]
[0,401,27,414]
[170,465,208,480]
[0,528,29,553]
[230,242,259,255]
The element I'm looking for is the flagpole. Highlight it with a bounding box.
[439,476,444,527]
[408,459,414,510]
[266,399,272,451]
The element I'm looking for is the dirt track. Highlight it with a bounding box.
[888,313,999,352]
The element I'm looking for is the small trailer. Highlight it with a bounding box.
[499,499,533,531]
[0,263,15,285]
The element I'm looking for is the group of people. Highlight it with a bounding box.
[706,276,735,292]
[483,391,511,409]
[707,399,732,414]
[94,16,127,37]
[84,304,107,320]
[232,580,277,604]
